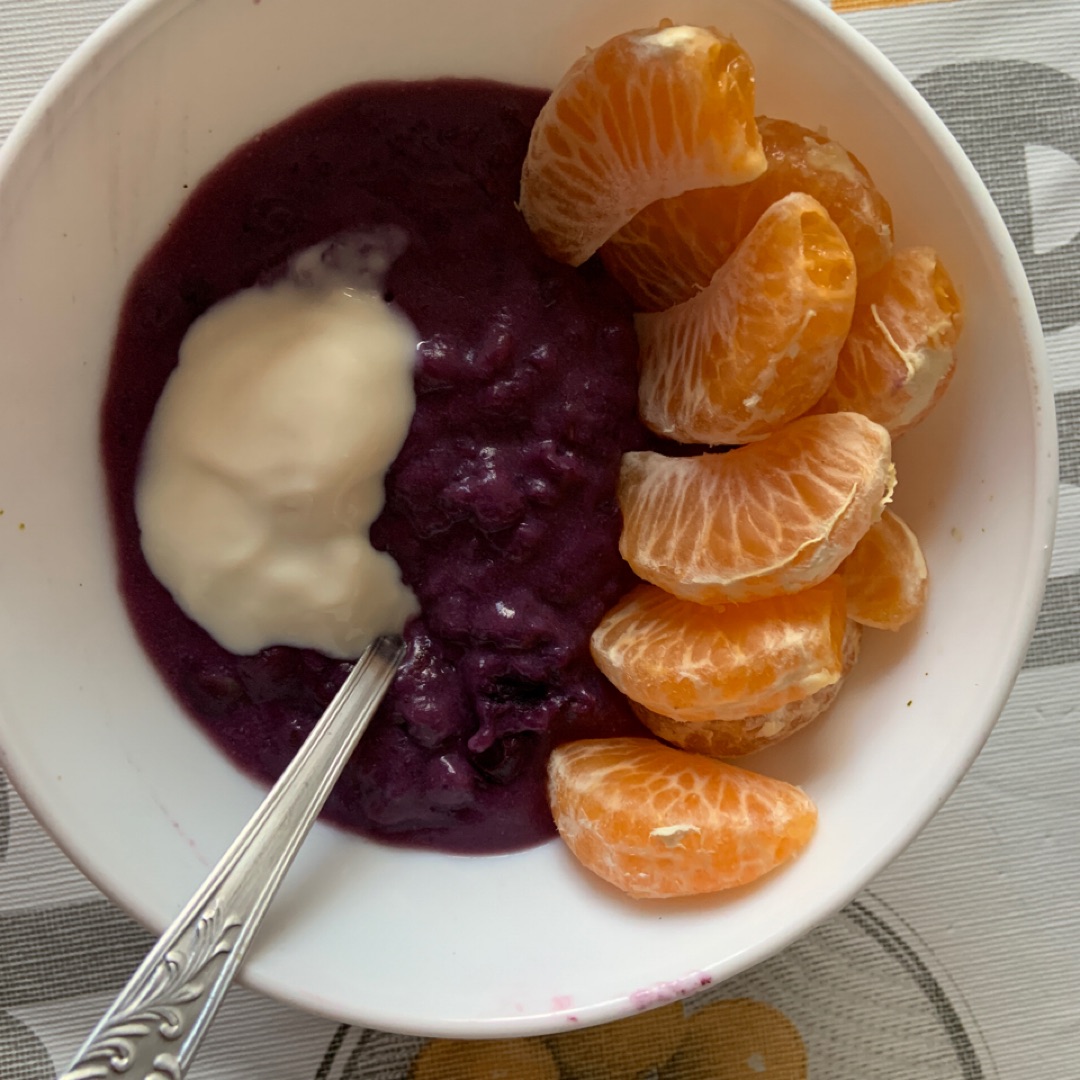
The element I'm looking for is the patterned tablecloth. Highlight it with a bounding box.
[1,1,1077,1077]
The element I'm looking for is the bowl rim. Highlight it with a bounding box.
[0,0,1058,1038]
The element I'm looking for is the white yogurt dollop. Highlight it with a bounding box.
[136,262,419,659]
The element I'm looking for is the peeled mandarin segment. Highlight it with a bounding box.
[632,619,861,757]
[410,1038,559,1080]
[548,1001,686,1080]
[547,737,818,900]
[839,508,928,629]
[750,118,894,280]
[619,412,895,605]
[601,115,894,312]
[590,578,847,724]
[519,23,766,266]
[813,247,963,436]
[635,193,856,445]
[600,182,745,313]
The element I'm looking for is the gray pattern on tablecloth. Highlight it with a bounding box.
[0,772,11,864]
[913,59,1080,671]
[0,785,51,1079]
[916,60,1080,334]
[0,1011,53,1080]
[1030,388,1080,666]
[0,899,151,1010]
[0,0,122,136]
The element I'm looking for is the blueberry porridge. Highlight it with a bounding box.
[101,80,646,854]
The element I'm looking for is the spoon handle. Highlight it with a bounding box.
[58,634,405,1080]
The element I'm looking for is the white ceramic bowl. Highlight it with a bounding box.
[0,0,1055,1038]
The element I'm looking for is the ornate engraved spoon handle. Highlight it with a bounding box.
[58,634,405,1080]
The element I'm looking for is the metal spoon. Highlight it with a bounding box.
[58,634,405,1080]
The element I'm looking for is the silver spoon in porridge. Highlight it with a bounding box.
[58,633,403,1080]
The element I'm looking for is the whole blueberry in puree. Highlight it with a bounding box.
[101,80,646,853]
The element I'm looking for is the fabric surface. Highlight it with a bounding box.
[1,0,1078,1076]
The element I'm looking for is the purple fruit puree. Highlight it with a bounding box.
[101,80,646,854]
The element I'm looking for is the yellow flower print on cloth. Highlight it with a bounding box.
[408,999,807,1079]
[833,0,959,11]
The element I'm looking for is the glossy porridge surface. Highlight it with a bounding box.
[102,79,646,853]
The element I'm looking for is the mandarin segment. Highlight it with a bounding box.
[601,116,894,311]
[636,193,856,445]
[547,1001,686,1080]
[633,619,861,756]
[619,412,895,605]
[813,247,963,435]
[547,738,817,899]
[519,23,766,265]
[839,508,928,629]
[591,579,847,724]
